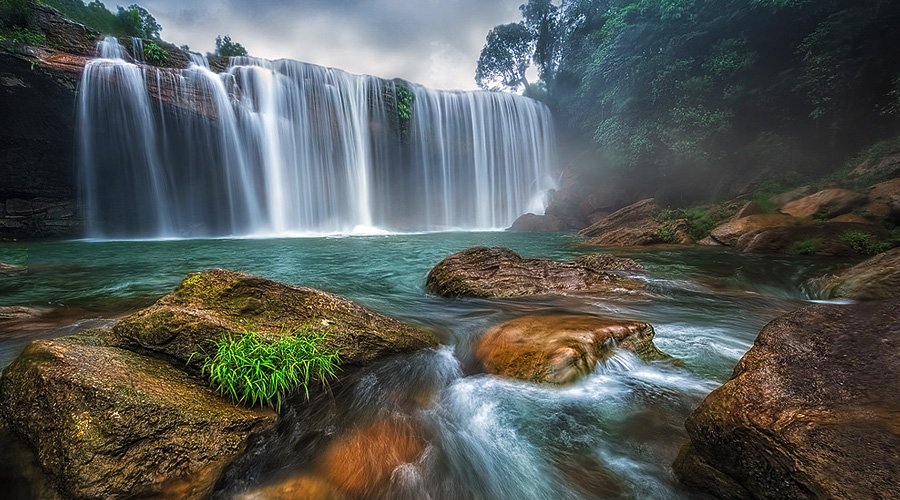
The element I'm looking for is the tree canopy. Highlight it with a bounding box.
[475,23,533,92]
[215,35,248,57]
[116,4,161,39]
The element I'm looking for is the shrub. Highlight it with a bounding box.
[0,0,32,28]
[395,83,414,121]
[143,41,166,65]
[787,238,822,255]
[214,34,247,57]
[841,230,890,256]
[201,326,340,411]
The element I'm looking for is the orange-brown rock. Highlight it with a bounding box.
[475,314,669,384]
[735,222,886,255]
[868,177,900,221]
[828,213,870,224]
[674,300,900,498]
[578,199,680,246]
[425,247,647,298]
[708,214,798,246]
[809,248,900,301]
[317,417,426,497]
[780,188,867,218]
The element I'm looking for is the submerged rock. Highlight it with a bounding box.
[674,300,900,498]
[808,248,900,301]
[0,331,276,499]
[113,269,439,369]
[475,314,669,384]
[425,247,646,298]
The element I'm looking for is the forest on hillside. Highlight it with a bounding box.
[478,0,900,202]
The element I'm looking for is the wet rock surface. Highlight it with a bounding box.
[508,213,567,232]
[578,199,677,246]
[808,248,900,300]
[475,314,669,384]
[674,300,900,499]
[0,331,277,499]
[425,247,647,298]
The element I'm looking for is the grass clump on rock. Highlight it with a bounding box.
[201,326,340,411]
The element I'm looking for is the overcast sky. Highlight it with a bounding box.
[105,0,525,90]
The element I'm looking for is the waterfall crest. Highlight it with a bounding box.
[78,37,556,238]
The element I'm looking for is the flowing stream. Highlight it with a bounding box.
[0,234,851,499]
[77,38,556,238]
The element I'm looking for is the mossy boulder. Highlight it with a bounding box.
[708,214,799,247]
[735,221,887,256]
[673,300,900,498]
[780,188,867,219]
[0,331,276,499]
[475,314,670,384]
[425,247,647,298]
[113,269,439,370]
[578,198,687,246]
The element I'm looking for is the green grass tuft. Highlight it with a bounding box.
[841,230,890,256]
[201,326,340,411]
[787,238,822,255]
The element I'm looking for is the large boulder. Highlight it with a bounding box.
[475,314,669,384]
[113,269,439,369]
[578,199,680,246]
[808,248,900,301]
[735,221,887,256]
[780,188,867,219]
[507,213,568,232]
[0,332,277,499]
[425,247,646,298]
[708,214,799,247]
[673,300,900,499]
[868,177,900,222]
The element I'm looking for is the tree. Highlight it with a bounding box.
[475,23,534,92]
[116,4,161,39]
[520,0,562,83]
[215,35,248,57]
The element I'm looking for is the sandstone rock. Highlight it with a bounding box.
[475,314,669,384]
[674,300,900,499]
[780,188,867,219]
[809,248,900,301]
[573,253,644,272]
[733,200,764,219]
[425,247,647,298]
[317,417,426,497]
[113,269,438,370]
[771,186,812,207]
[578,199,663,246]
[868,177,900,221]
[698,236,724,246]
[0,332,277,499]
[735,222,887,256]
[709,214,798,246]
[508,213,568,232]
[828,213,870,224]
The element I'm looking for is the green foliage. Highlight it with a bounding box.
[475,22,533,92]
[657,204,738,241]
[658,225,678,243]
[394,83,414,121]
[787,238,822,255]
[215,34,247,57]
[201,327,340,411]
[0,27,45,45]
[116,4,160,39]
[841,231,890,256]
[142,40,166,65]
[39,0,161,38]
[0,0,33,28]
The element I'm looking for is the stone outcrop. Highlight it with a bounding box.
[868,177,900,222]
[735,221,886,256]
[113,269,439,369]
[425,247,646,298]
[674,300,900,499]
[0,331,277,499]
[780,188,867,219]
[475,314,669,384]
[708,214,799,247]
[808,248,900,301]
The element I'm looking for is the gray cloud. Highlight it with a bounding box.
[106,0,524,89]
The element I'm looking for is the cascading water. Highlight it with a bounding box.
[77,37,556,238]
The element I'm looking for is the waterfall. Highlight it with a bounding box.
[77,37,556,238]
